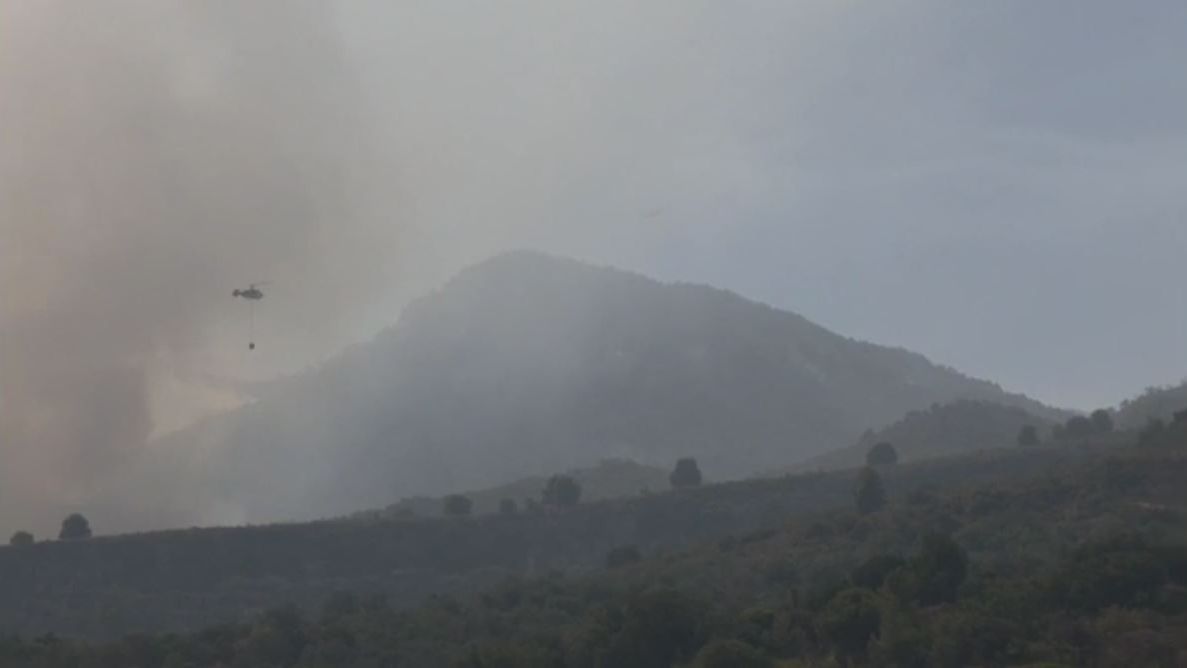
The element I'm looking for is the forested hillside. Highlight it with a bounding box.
[352,459,670,520]
[1118,381,1187,429]
[792,400,1057,472]
[147,252,1066,526]
[2,431,1184,666]
[0,426,1169,643]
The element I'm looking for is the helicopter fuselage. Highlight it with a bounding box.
[233,288,264,300]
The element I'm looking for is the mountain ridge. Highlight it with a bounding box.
[138,250,1068,527]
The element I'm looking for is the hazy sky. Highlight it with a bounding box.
[1,0,1185,532]
[331,0,1187,410]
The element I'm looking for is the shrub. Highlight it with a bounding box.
[855,467,887,515]
[821,588,882,660]
[670,457,704,489]
[852,554,907,590]
[866,442,899,467]
[605,546,642,569]
[1017,425,1040,447]
[443,495,473,517]
[58,514,92,541]
[542,475,582,508]
[694,638,773,668]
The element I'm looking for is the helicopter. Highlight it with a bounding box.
[232,282,267,300]
[232,282,269,349]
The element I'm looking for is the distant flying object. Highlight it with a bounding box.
[232,282,267,300]
[233,282,269,350]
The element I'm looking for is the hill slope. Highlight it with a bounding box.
[149,251,1065,525]
[352,459,671,520]
[1117,380,1187,429]
[793,400,1058,472]
[0,444,1136,640]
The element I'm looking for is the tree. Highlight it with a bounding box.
[854,467,887,515]
[498,498,519,515]
[1138,418,1166,446]
[9,531,34,547]
[542,475,582,507]
[821,588,882,661]
[1063,416,1095,439]
[58,513,91,540]
[852,554,907,589]
[606,545,642,569]
[1016,425,1039,447]
[866,442,898,467]
[602,588,708,667]
[1090,409,1114,434]
[693,639,773,668]
[910,532,968,605]
[443,494,473,517]
[669,457,703,489]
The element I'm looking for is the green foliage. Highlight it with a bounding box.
[886,533,968,608]
[670,457,703,489]
[1137,411,1187,449]
[854,467,886,515]
[908,533,968,606]
[852,554,906,590]
[871,606,929,668]
[0,448,1182,668]
[58,513,91,540]
[1051,537,1172,612]
[1062,416,1095,439]
[542,475,582,508]
[498,498,519,515]
[1116,381,1187,429]
[0,446,1185,668]
[1056,410,1118,442]
[456,641,563,668]
[820,587,882,659]
[9,531,34,547]
[866,441,898,467]
[1090,409,1114,434]
[234,607,305,667]
[605,545,642,569]
[693,638,773,668]
[1017,424,1040,447]
[363,459,670,520]
[597,588,709,668]
[805,400,1058,471]
[444,494,474,517]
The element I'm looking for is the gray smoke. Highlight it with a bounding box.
[0,1,407,534]
[0,0,743,534]
[3,0,1185,535]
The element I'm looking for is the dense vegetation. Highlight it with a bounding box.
[1117,381,1187,430]
[0,434,1183,666]
[793,400,1059,472]
[0,437,1127,641]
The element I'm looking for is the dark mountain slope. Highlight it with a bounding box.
[155,251,1065,523]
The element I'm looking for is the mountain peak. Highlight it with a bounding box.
[161,252,1065,525]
